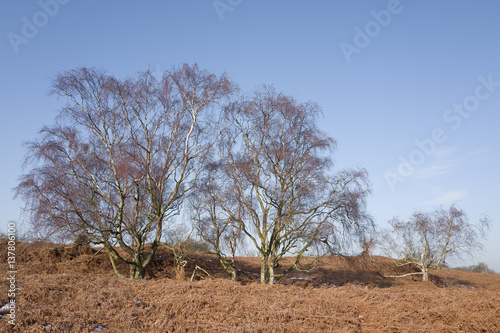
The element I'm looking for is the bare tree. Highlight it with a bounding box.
[160,224,193,280]
[377,206,490,281]
[15,64,237,279]
[215,86,373,284]
[190,162,243,281]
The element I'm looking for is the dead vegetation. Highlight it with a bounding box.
[0,239,499,332]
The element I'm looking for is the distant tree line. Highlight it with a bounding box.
[454,262,496,274]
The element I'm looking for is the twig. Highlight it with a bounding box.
[191,265,213,281]
[368,255,423,278]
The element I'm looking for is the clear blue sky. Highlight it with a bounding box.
[1,0,499,271]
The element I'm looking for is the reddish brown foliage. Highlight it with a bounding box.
[0,239,498,332]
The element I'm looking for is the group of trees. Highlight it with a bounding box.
[15,64,491,283]
[190,88,372,283]
[16,65,238,279]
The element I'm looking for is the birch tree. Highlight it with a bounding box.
[217,86,373,284]
[377,206,490,281]
[16,64,236,279]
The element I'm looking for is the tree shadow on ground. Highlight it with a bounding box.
[277,255,402,288]
[429,274,477,288]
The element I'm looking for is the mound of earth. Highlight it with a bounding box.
[0,239,498,332]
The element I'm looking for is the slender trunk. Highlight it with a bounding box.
[108,251,125,278]
[229,257,237,282]
[231,268,237,282]
[260,254,269,284]
[130,264,136,278]
[217,254,237,281]
[422,268,429,281]
[130,250,147,279]
[129,263,146,279]
[269,258,275,285]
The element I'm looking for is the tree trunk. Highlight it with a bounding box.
[217,254,238,281]
[422,268,429,281]
[130,264,146,279]
[108,251,124,278]
[260,254,269,284]
[231,268,237,282]
[269,258,276,285]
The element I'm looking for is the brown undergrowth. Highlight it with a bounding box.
[0,239,498,332]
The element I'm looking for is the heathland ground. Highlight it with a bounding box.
[0,239,498,332]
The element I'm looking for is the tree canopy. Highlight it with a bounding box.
[16,64,237,279]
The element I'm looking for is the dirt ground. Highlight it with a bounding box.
[0,240,499,332]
